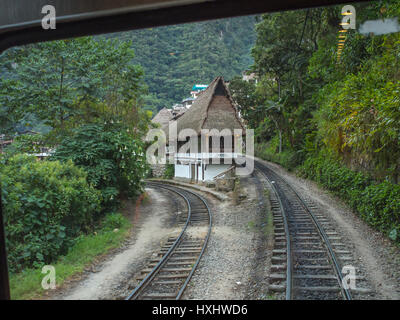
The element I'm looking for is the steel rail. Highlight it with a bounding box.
[256,166,293,300]
[176,191,212,299]
[126,182,212,300]
[125,182,192,300]
[255,160,352,300]
[282,177,353,300]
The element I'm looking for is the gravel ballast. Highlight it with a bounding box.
[182,175,274,300]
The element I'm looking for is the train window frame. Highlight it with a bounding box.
[0,0,371,300]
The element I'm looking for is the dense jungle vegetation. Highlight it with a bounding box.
[229,1,400,243]
[0,37,150,274]
[1,0,400,297]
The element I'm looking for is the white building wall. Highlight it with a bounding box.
[198,164,203,181]
[174,163,231,181]
[175,164,190,179]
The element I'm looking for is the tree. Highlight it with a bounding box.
[250,8,336,153]
[229,76,258,125]
[51,123,149,210]
[0,37,145,136]
[1,154,101,271]
[250,1,400,182]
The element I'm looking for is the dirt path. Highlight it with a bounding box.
[53,187,182,300]
[256,157,400,300]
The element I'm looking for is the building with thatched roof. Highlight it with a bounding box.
[163,76,246,183]
[152,107,173,128]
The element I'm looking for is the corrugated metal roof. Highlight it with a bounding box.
[191,84,208,91]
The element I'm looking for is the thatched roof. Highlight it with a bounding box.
[152,107,173,128]
[164,76,245,139]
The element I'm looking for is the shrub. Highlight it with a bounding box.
[100,213,127,232]
[52,123,148,210]
[358,182,400,238]
[299,153,400,243]
[164,164,175,179]
[255,141,302,170]
[0,155,101,271]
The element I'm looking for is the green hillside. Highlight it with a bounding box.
[107,15,257,112]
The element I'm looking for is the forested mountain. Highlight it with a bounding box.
[107,15,257,112]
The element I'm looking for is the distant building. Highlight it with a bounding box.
[182,97,195,108]
[171,105,186,118]
[31,147,54,160]
[242,71,258,83]
[190,84,208,99]
[0,132,54,159]
[153,84,209,125]
[171,103,183,109]
[0,134,13,153]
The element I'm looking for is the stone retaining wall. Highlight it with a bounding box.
[151,164,166,178]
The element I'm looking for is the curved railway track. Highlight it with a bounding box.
[255,160,372,300]
[126,182,212,300]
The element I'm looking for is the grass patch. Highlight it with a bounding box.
[247,220,256,231]
[9,212,131,300]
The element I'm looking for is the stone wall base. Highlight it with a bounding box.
[151,164,166,178]
[215,177,235,192]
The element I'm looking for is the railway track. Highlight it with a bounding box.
[126,182,212,300]
[255,160,373,300]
